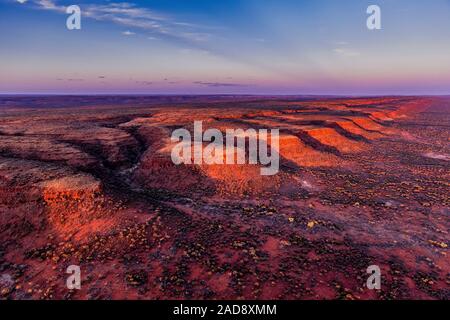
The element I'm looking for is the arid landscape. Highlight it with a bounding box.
[0,95,448,300]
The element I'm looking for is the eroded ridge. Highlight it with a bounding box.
[0,96,448,300]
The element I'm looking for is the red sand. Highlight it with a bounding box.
[0,96,448,300]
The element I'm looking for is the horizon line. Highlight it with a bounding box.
[0,93,449,98]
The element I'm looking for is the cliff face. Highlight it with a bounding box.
[0,96,448,300]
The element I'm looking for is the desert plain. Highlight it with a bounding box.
[0,95,448,300]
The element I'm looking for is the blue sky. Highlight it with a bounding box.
[1,0,450,94]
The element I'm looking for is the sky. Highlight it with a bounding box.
[0,0,450,95]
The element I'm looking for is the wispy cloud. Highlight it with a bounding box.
[334,41,349,46]
[122,30,135,36]
[333,48,361,57]
[193,81,247,87]
[135,80,153,86]
[35,0,63,11]
[30,1,212,42]
[56,78,85,82]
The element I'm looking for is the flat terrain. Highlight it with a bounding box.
[0,95,448,300]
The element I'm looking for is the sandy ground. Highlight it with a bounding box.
[0,95,448,300]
